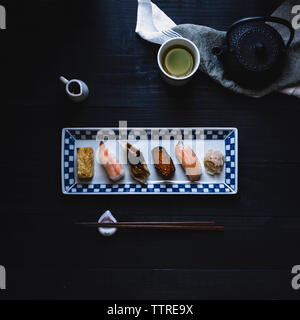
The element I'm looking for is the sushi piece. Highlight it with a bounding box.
[204,149,224,175]
[124,142,150,184]
[98,141,124,181]
[175,141,201,181]
[152,146,175,177]
[77,147,94,179]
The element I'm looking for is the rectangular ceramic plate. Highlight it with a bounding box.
[61,127,238,195]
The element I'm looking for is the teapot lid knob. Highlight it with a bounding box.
[255,42,264,54]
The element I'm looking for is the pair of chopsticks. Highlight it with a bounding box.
[76,221,224,231]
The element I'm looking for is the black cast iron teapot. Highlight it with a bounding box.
[212,16,295,89]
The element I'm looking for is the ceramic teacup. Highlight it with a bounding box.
[157,37,200,86]
[59,76,89,102]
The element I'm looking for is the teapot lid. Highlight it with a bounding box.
[228,21,284,72]
[227,16,294,73]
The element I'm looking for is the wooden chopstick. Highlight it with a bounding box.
[76,221,215,226]
[76,222,224,231]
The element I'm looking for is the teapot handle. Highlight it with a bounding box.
[227,16,295,49]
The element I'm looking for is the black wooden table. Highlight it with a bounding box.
[1,0,300,299]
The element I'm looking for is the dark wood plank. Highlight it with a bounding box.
[3,0,286,108]
[1,268,298,300]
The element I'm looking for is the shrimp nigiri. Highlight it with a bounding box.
[98,141,124,181]
[175,141,202,181]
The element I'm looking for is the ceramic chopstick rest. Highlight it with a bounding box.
[98,210,117,237]
[59,76,89,102]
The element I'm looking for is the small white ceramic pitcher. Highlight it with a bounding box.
[59,76,89,102]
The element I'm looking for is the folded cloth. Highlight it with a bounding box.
[136,0,300,98]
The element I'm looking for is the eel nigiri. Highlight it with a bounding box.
[175,141,202,181]
[125,142,150,184]
[152,146,175,178]
[98,141,124,181]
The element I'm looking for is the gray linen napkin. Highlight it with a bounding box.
[136,0,300,98]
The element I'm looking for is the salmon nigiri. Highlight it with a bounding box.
[98,141,124,181]
[175,141,202,181]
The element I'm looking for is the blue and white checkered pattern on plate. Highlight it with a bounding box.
[62,130,76,191]
[61,128,238,195]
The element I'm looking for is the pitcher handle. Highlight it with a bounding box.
[59,76,69,85]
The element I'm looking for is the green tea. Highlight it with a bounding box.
[162,45,195,77]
